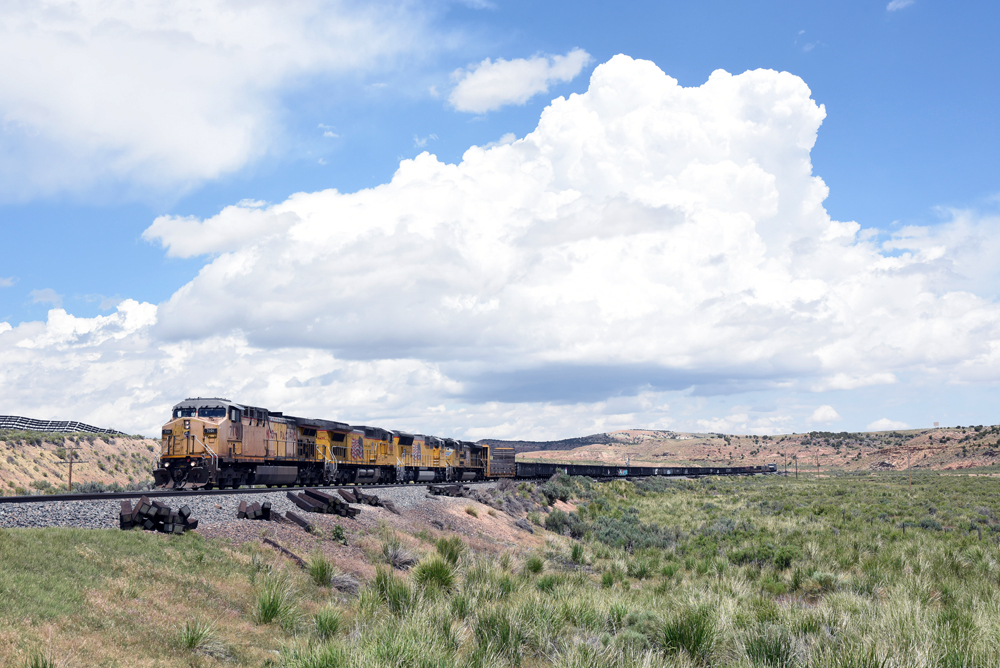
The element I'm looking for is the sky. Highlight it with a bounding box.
[1,1,999,438]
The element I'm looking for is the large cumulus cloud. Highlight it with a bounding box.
[4,55,1000,436]
[145,56,1000,394]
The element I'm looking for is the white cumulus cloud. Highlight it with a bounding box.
[0,0,432,199]
[867,418,910,431]
[808,405,841,424]
[144,55,1000,401]
[449,48,591,113]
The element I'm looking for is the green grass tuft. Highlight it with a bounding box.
[523,554,544,575]
[313,606,341,640]
[307,551,335,587]
[435,535,466,565]
[179,618,217,650]
[412,555,456,594]
[252,569,298,626]
[661,605,715,664]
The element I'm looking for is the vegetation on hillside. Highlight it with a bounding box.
[519,424,1000,473]
[0,430,157,494]
[5,471,1000,665]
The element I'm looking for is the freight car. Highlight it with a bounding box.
[515,461,776,479]
[152,397,775,489]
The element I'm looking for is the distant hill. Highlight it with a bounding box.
[485,426,1000,473]
[478,433,614,454]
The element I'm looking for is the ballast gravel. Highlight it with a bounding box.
[0,482,497,530]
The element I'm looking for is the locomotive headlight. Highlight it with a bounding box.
[184,420,190,429]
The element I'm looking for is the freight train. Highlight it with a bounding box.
[153,397,776,490]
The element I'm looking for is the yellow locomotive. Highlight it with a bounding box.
[153,397,514,489]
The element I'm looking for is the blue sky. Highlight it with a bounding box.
[1,1,999,436]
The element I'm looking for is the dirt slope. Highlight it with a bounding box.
[0,432,159,493]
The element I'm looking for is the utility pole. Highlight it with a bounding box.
[56,443,88,491]
[784,450,787,475]
[908,448,912,493]
[795,453,798,480]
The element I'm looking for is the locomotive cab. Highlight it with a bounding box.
[154,397,235,488]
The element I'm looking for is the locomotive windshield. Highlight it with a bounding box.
[173,408,196,418]
[197,406,227,418]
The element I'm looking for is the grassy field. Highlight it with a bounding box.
[4,472,1000,666]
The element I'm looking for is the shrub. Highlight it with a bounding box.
[527,511,543,526]
[590,508,674,551]
[538,472,576,504]
[465,504,479,517]
[633,477,675,494]
[774,546,799,570]
[544,509,570,533]
[435,536,465,565]
[570,542,585,564]
[918,518,943,531]
[728,543,775,567]
[330,524,347,545]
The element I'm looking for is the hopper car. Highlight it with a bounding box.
[153,397,775,490]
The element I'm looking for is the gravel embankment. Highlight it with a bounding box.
[0,482,497,530]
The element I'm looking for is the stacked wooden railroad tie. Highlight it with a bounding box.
[236,500,272,520]
[119,496,198,534]
[338,487,400,514]
[286,488,360,518]
[427,484,470,497]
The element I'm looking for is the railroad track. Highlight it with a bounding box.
[0,480,497,505]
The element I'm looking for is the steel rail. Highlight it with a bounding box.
[0,470,773,505]
[0,480,497,505]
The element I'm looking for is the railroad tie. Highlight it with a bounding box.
[117,498,199,535]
